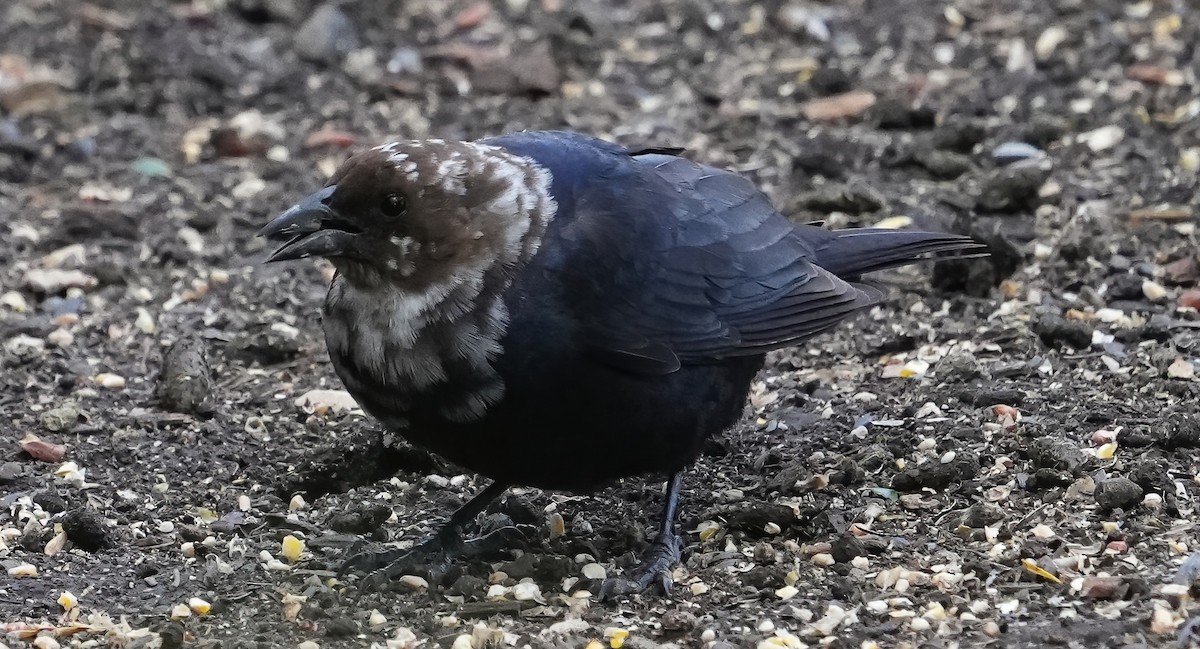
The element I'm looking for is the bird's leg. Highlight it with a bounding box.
[599,472,685,600]
[339,481,512,594]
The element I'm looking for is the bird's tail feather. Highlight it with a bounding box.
[813,228,986,279]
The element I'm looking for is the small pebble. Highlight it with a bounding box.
[94,373,126,390]
[369,610,387,628]
[812,553,835,566]
[1095,478,1143,511]
[46,328,74,347]
[1078,125,1124,152]
[400,575,429,591]
[1031,524,1055,539]
[58,591,78,610]
[294,2,359,63]
[993,142,1044,164]
[548,512,565,539]
[1167,358,1195,380]
[512,581,542,601]
[582,563,607,580]
[289,494,306,511]
[8,563,37,577]
[33,637,60,649]
[1182,289,1200,310]
[1035,25,1067,59]
[1,290,28,312]
[1142,279,1168,301]
[189,597,211,615]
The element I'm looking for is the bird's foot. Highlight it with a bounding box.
[597,531,682,600]
[339,526,526,597]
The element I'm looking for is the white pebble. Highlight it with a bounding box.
[289,494,307,511]
[400,575,429,591]
[8,563,38,577]
[33,636,60,649]
[909,617,931,632]
[582,563,607,580]
[701,629,716,642]
[135,308,156,334]
[0,291,28,312]
[1142,280,1167,301]
[95,372,126,390]
[46,328,74,347]
[1078,125,1125,152]
[512,581,542,601]
[812,553,835,566]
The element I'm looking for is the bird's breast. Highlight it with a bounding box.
[321,279,510,429]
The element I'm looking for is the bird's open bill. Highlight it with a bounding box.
[258,185,360,262]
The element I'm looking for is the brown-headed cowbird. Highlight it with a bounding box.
[259,131,982,598]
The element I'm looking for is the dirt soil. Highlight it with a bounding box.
[3,0,1200,647]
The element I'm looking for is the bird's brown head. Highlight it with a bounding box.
[258,139,556,290]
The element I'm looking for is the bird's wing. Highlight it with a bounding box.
[557,152,878,375]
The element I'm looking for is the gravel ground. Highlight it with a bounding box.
[3,0,1200,647]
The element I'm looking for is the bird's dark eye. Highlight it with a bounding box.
[380,194,406,217]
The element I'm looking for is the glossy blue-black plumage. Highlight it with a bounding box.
[376,131,976,491]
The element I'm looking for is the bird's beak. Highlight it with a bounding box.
[258,185,360,263]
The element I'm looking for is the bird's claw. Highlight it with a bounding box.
[340,526,526,598]
[338,534,449,598]
[597,533,682,601]
[464,525,527,557]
